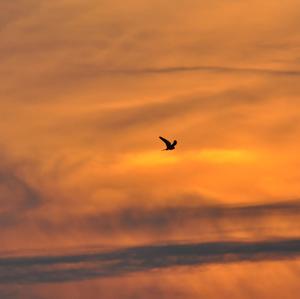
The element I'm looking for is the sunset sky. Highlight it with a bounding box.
[1,0,300,298]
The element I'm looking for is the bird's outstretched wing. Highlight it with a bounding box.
[159,136,171,147]
[172,140,177,146]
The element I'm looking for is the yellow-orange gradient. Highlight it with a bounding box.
[1,0,300,298]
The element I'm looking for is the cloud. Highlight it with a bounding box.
[0,238,299,284]
[28,199,300,240]
[2,0,300,105]
[60,83,277,143]
[0,155,43,227]
[66,64,300,77]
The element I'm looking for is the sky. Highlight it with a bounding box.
[1,0,300,298]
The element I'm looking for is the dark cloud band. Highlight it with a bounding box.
[0,238,299,284]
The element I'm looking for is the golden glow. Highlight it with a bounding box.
[124,148,256,167]
[124,151,180,166]
[191,149,257,163]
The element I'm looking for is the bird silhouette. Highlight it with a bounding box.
[159,136,177,151]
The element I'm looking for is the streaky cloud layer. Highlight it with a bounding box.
[0,238,299,284]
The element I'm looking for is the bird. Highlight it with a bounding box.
[159,136,177,151]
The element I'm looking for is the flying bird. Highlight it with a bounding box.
[159,136,177,151]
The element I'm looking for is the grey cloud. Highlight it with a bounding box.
[0,158,43,227]
[33,199,300,237]
[0,238,299,284]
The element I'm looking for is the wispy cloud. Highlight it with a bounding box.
[70,64,300,77]
[14,199,300,242]
[0,157,42,227]
[0,238,299,284]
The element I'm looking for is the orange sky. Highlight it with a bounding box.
[1,0,300,298]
